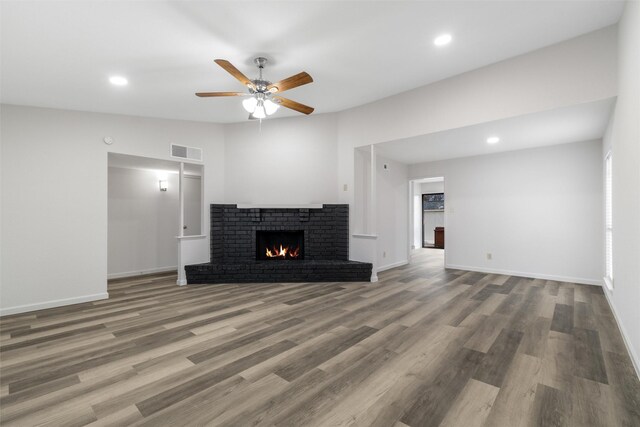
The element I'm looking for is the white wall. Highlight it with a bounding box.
[353,146,373,234]
[602,1,640,373]
[223,113,339,205]
[107,167,179,278]
[0,105,224,315]
[420,182,444,195]
[410,140,603,284]
[377,155,408,271]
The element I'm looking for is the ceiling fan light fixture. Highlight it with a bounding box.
[242,97,258,113]
[264,99,279,115]
[253,101,266,119]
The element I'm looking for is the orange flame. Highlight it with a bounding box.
[265,244,301,259]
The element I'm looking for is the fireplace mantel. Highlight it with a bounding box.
[236,203,323,209]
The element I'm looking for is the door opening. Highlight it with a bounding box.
[107,153,203,282]
[422,192,444,249]
[409,176,445,267]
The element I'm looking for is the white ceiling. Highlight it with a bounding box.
[374,98,615,164]
[0,1,624,123]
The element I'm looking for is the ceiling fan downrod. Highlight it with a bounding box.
[252,57,270,93]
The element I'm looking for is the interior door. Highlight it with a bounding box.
[182,175,202,236]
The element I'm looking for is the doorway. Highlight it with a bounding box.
[107,153,203,280]
[422,192,445,248]
[410,176,445,267]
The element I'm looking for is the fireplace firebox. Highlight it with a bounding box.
[256,230,304,261]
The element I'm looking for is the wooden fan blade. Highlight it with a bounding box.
[195,92,246,97]
[273,96,314,115]
[214,59,255,89]
[267,72,313,93]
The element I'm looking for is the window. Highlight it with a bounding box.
[604,152,613,290]
[423,193,445,211]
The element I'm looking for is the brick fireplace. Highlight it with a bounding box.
[185,204,372,283]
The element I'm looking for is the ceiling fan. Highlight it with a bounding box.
[196,57,314,120]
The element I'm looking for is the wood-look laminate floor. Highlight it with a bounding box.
[1,249,639,426]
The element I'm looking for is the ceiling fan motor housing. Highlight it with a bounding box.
[251,57,272,93]
[250,79,272,94]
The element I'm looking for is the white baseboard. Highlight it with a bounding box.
[444,264,601,286]
[0,292,109,317]
[107,266,177,280]
[377,260,409,273]
[602,287,640,380]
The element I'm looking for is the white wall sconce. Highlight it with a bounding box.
[159,180,168,191]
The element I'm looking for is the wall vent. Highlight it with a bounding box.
[171,144,202,161]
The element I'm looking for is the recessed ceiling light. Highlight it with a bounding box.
[486,136,500,144]
[109,76,128,86]
[433,34,452,47]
